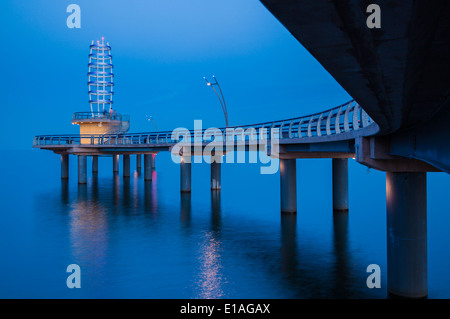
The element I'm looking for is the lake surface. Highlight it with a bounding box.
[0,149,449,298]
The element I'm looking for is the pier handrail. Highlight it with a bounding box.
[35,100,376,146]
[72,111,124,121]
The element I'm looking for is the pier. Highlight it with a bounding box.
[33,6,450,298]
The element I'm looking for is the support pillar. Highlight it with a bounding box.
[386,172,427,298]
[332,158,349,212]
[136,154,142,170]
[211,162,221,190]
[92,155,98,174]
[78,155,87,184]
[113,154,119,173]
[280,158,297,214]
[144,154,153,181]
[61,154,69,179]
[180,157,191,193]
[123,154,130,177]
[152,154,156,170]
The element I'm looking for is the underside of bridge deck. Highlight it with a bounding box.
[259,0,450,299]
[260,0,450,173]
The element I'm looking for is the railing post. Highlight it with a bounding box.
[344,102,351,132]
[352,103,360,130]
[335,106,343,134]
[288,120,294,138]
[317,113,323,136]
[279,121,284,139]
[298,119,303,138]
[307,117,313,137]
[362,109,370,127]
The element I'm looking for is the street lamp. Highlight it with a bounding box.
[146,115,158,132]
[204,75,229,127]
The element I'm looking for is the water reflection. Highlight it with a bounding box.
[90,174,99,201]
[195,190,225,299]
[43,165,381,298]
[180,193,191,226]
[280,214,298,275]
[61,179,69,205]
[69,184,108,272]
[144,179,158,216]
[210,191,221,233]
[122,177,131,210]
[144,180,153,212]
[113,173,120,212]
[331,212,351,297]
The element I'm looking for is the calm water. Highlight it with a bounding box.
[0,149,449,298]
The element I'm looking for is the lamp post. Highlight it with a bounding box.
[204,75,229,127]
[146,115,158,132]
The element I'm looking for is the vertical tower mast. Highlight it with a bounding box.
[88,37,114,116]
[72,39,129,139]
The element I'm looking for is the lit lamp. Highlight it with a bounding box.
[204,75,229,127]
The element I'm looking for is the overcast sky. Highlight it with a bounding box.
[0,0,351,149]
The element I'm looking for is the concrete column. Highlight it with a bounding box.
[280,158,297,214]
[152,154,156,170]
[113,154,119,173]
[386,171,427,298]
[136,154,142,170]
[123,154,130,177]
[144,154,153,181]
[211,162,221,190]
[92,155,98,174]
[332,158,349,212]
[180,157,191,193]
[78,155,87,184]
[61,154,69,179]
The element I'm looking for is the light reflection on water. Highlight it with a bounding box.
[4,150,450,298]
[69,183,109,273]
[11,153,385,298]
[195,191,226,299]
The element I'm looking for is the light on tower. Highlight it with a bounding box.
[88,38,114,115]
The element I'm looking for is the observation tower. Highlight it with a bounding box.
[72,38,130,141]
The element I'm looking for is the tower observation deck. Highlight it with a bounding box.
[72,38,130,141]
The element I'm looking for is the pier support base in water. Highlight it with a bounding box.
[280,158,297,214]
[332,158,349,213]
[92,155,98,174]
[113,154,119,173]
[144,154,153,181]
[61,154,69,179]
[78,155,87,184]
[180,157,191,193]
[136,154,141,170]
[123,154,130,177]
[211,162,221,190]
[386,171,427,298]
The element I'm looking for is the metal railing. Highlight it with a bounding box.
[72,111,123,121]
[35,100,374,147]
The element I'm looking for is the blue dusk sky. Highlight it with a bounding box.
[0,0,351,149]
